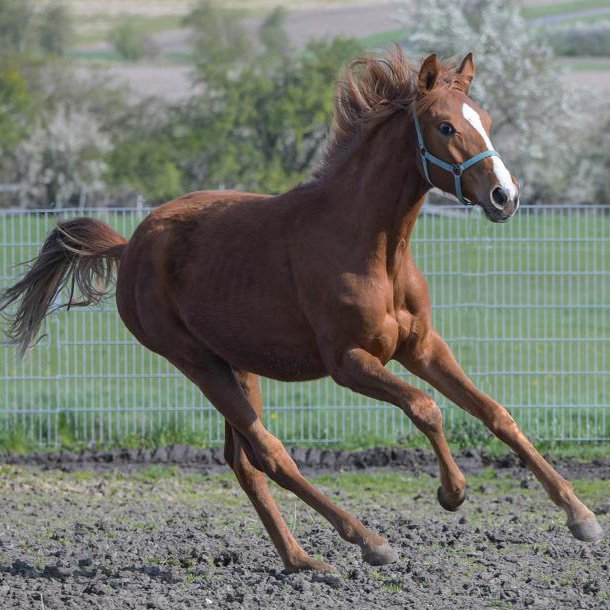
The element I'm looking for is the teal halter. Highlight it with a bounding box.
[412,106,500,206]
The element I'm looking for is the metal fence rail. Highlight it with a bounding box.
[1,205,609,447]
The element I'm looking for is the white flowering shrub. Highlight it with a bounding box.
[396,0,600,203]
[0,62,137,209]
[14,104,111,208]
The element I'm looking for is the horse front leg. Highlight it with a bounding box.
[331,348,467,511]
[397,330,603,542]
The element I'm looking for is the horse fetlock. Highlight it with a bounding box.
[453,471,467,492]
[334,521,361,545]
[284,550,336,573]
[562,494,596,523]
[555,495,604,542]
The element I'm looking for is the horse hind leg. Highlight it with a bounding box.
[223,373,334,573]
[177,352,398,568]
[225,423,334,572]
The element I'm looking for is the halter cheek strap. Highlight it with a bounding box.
[412,106,500,206]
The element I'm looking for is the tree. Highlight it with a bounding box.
[0,0,72,58]
[107,3,361,201]
[260,7,290,56]
[0,0,365,206]
[579,111,610,203]
[175,37,361,194]
[105,106,183,203]
[176,2,362,195]
[0,60,36,152]
[108,19,156,62]
[0,60,137,208]
[14,103,111,207]
[396,0,596,203]
[38,2,73,58]
[0,0,33,55]
[185,0,252,83]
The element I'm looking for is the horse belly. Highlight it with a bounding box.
[239,344,327,381]
[183,299,328,381]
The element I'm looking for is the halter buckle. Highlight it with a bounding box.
[452,164,462,176]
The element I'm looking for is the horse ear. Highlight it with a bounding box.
[456,53,475,93]
[418,53,440,92]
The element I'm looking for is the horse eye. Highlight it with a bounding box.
[439,122,456,136]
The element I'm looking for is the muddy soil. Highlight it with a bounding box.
[4,445,610,480]
[1,449,609,610]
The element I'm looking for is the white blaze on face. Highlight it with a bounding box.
[461,103,518,200]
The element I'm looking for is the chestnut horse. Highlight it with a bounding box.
[1,50,603,571]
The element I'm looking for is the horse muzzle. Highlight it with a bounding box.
[480,179,520,223]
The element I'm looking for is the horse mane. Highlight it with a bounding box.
[312,45,471,182]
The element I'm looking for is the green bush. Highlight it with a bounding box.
[0,60,36,151]
[0,0,73,58]
[0,0,32,55]
[546,21,610,57]
[108,19,156,62]
[38,2,73,57]
[106,135,183,203]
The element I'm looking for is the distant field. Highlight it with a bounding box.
[522,0,610,19]
[1,206,609,450]
[58,0,364,11]
[568,60,610,71]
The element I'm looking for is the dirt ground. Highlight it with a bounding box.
[1,448,609,609]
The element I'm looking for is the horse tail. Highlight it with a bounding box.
[0,217,128,357]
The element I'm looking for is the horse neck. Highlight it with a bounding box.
[321,113,428,270]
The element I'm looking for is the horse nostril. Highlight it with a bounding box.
[491,187,509,208]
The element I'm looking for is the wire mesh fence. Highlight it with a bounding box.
[1,204,609,447]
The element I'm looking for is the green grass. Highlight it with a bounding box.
[565,59,610,70]
[522,0,610,20]
[359,28,406,50]
[71,8,255,47]
[1,208,609,451]
[68,50,128,63]
[542,11,610,24]
[73,14,184,47]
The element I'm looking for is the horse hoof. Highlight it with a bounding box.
[437,485,466,512]
[361,542,399,566]
[568,516,604,542]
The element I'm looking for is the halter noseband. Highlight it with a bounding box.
[412,106,500,206]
